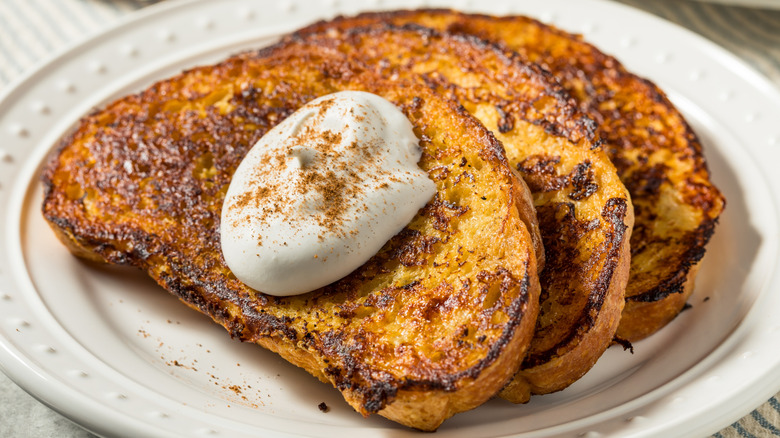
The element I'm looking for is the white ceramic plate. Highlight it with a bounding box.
[2,0,780,436]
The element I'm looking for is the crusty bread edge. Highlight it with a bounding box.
[500,196,633,403]
[617,264,699,342]
[511,167,545,274]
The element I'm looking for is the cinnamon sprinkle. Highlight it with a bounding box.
[228,98,381,239]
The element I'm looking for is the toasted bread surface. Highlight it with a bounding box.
[318,9,725,342]
[288,24,633,401]
[41,47,542,430]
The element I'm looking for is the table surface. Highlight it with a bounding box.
[1,0,779,437]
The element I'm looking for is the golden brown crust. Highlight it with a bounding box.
[501,198,632,400]
[312,9,725,342]
[288,23,632,400]
[618,264,698,341]
[41,46,541,430]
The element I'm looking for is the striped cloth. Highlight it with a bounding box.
[620,0,780,86]
[0,0,148,87]
[1,1,779,437]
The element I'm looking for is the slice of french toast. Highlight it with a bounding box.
[287,24,633,402]
[306,8,726,342]
[40,47,542,430]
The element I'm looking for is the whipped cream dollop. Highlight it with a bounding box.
[220,91,436,296]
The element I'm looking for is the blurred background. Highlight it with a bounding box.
[0,0,779,90]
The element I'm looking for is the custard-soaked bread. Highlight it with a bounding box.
[288,24,633,402]
[304,9,725,342]
[41,48,542,430]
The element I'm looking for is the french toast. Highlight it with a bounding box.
[287,24,633,402]
[306,9,725,342]
[40,47,544,430]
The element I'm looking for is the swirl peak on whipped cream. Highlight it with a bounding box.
[220,91,436,296]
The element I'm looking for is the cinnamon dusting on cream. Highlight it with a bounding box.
[220,91,435,296]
